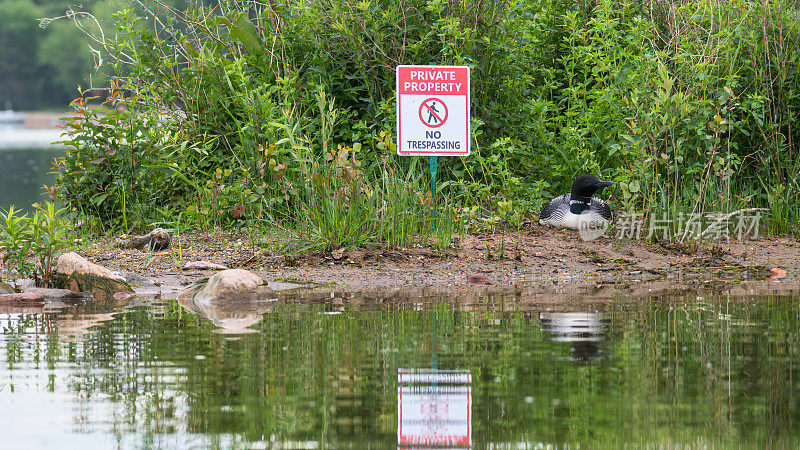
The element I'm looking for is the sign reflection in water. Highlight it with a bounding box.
[539,312,610,362]
[397,369,472,447]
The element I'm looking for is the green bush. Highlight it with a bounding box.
[53,0,800,241]
[57,90,193,231]
[0,202,72,288]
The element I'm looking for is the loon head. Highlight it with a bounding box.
[570,175,613,203]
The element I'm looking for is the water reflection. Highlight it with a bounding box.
[1,296,800,447]
[539,312,610,362]
[55,313,117,341]
[398,369,472,448]
[0,148,61,212]
[177,294,278,334]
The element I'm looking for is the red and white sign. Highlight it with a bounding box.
[396,65,470,156]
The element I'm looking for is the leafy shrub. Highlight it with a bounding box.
[56,86,195,232]
[0,202,72,288]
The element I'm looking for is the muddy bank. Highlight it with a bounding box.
[65,227,800,301]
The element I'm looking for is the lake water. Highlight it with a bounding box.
[1,291,798,448]
[0,147,61,212]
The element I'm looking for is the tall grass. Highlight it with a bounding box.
[279,90,457,250]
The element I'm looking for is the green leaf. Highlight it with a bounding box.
[91,192,110,206]
[222,13,265,59]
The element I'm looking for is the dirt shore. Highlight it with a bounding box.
[70,226,800,302]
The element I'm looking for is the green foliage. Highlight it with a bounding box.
[0,205,35,284]
[28,202,72,287]
[520,0,800,231]
[52,0,800,242]
[57,89,192,232]
[0,202,72,288]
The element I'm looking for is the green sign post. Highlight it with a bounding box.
[429,155,438,230]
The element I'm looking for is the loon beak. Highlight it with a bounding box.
[595,180,613,188]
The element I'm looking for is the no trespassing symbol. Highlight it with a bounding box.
[396,65,470,156]
[419,98,448,128]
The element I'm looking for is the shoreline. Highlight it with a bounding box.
[69,227,800,302]
[0,111,66,149]
[0,128,64,149]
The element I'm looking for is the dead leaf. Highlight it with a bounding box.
[770,268,787,279]
[467,273,491,286]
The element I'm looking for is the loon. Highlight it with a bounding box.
[539,175,613,228]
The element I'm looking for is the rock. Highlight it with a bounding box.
[55,252,134,299]
[22,287,90,300]
[113,271,156,286]
[117,228,171,251]
[182,260,229,271]
[15,278,35,291]
[57,252,120,279]
[0,281,14,294]
[178,269,276,303]
[178,269,277,334]
[347,249,366,263]
[0,292,46,304]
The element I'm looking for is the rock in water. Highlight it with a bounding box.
[177,269,277,334]
[113,271,156,287]
[178,269,276,303]
[23,287,91,300]
[0,281,14,294]
[0,292,46,304]
[55,252,134,300]
[118,228,171,251]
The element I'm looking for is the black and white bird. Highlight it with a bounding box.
[539,175,613,228]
